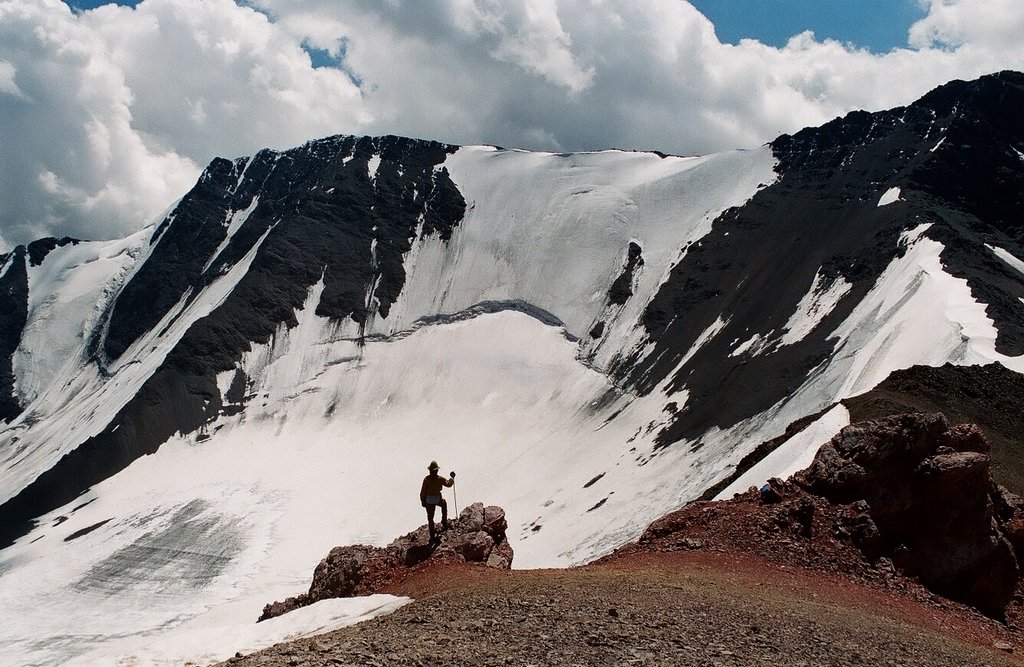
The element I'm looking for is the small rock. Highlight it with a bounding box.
[995,641,1014,653]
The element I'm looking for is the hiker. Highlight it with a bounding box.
[420,461,455,539]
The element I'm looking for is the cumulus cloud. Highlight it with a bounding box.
[1,0,1023,249]
[910,0,1024,50]
[0,0,187,248]
[257,0,1024,152]
[0,0,367,249]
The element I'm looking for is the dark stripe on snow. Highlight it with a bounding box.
[0,247,28,422]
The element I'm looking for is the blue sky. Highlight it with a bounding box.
[689,0,926,52]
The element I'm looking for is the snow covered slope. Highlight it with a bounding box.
[1,71,1024,664]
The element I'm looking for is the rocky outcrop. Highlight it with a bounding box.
[842,362,1024,495]
[793,413,1021,617]
[621,479,883,583]
[259,502,512,621]
[621,413,1024,619]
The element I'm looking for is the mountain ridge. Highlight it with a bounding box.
[1,71,1024,665]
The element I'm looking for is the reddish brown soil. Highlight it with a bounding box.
[374,549,1023,656]
[222,550,1023,667]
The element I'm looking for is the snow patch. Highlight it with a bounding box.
[368,153,382,182]
[230,156,254,194]
[216,368,237,401]
[877,187,901,207]
[681,316,729,367]
[203,196,260,272]
[69,596,411,667]
[730,331,772,358]
[779,270,852,346]
[987,243,1024,277]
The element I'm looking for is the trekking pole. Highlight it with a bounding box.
[450,471,458,518]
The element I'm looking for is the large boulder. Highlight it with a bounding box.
[260,502,512,621]
[794,413,1019,617]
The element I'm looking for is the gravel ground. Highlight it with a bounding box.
[218,554,1020,667]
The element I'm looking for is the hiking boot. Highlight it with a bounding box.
[442,520,450,531]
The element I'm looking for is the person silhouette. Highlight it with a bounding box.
[420,461,455,540]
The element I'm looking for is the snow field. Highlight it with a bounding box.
[0,303,669,665]
[380,145,779,373]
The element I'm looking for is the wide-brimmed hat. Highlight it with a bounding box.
[428,460,439,471]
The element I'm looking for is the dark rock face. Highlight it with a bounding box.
[25,237,80,267]
[794,413,1020,617]
[104,135,464,364]
[843,362,1024,495]
[0,247,28,423]
[619,71,1024,446]
[259,503,512,621]
[607,241,644,305]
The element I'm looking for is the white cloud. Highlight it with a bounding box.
[0,0,198,246]
[0,0,1023,247]
[0,59,24,98]
[457,0,594,93]
[79,0,369,158]
[910,0,1024,50]
[0,0,368,247]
